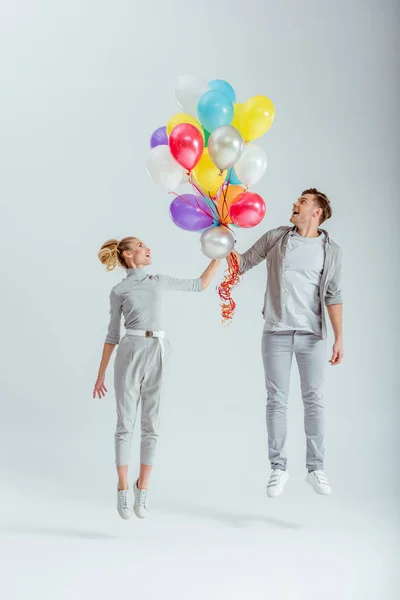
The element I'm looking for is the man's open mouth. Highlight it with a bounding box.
[292,210,299,216]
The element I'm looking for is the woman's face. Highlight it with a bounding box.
[125,239,151,267]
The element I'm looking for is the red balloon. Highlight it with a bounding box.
[229,192,266,228]
[169,123,204,171]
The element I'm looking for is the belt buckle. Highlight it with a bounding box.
[145,330,153,338]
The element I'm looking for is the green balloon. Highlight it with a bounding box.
[203,128,210,147]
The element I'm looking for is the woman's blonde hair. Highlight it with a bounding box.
[98,237,137,271]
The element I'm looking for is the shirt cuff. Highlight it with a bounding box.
[195,277,203,292]
[325,294,343,306]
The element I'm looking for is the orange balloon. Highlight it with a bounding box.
[217,185,246,224]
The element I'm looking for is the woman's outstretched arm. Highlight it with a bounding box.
[154,259,221,292]
[199,259,221,290]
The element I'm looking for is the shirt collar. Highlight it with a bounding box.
[290,225,331,243]
[126,268,147,281]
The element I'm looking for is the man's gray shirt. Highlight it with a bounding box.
[239,226,343,340]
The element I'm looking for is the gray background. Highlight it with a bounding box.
[0,1,398,599]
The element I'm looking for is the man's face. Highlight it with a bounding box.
[290,194,321,227]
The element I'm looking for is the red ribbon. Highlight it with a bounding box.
[217,251,241,324]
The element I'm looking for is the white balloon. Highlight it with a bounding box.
[147,146,184,191]
[179,170,190,185]
[175,74,209,118]
[235,143,267,187]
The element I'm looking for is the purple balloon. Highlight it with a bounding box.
[169,194,215,232]
[150,126,168,149]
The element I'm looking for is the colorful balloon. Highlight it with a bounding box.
[234,143,267,187]
[200,226,235,259]
[192,149,227,197]
[208,125,244,172]
[150,126,168,149]
[231,103,243,130]
[240,96,275,142]
[197,90,234,133]
[147,146,184,191]
[230,192,266,227]
[209,79,236,103]
[217,185,246,224]
[175,75,209,118]
[169,123,204,171]
[167,113,204,139]
[169,194,215,231]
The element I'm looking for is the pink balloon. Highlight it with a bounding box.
[169,123,204,171]
[229,192,266,228]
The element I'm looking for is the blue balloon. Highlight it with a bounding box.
[226,167,241,185]
[197,90,234,133]
[209,79,236,104]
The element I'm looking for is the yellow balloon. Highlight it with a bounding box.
[167,113,204,139]
[192,149,227,198]
[240,96,275,142]
[231,103,243,131]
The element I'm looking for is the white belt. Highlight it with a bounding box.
[125,329,165,339]
[125,329,165,358]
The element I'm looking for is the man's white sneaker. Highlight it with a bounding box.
[133,480,149,519]
[117,488,132,520]
[306,470,332,495]
[266,469,289,497]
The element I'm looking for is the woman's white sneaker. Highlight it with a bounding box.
[133,480,149,519]
[306,470,332,495]
[266,469,289,497]
[117,488,132,520]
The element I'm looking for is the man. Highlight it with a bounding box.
[232,188,343,497]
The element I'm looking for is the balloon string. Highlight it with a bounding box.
[221,169,232,224]
[217,251,241,324]
[215,181,225,201]
[189,173,209,199]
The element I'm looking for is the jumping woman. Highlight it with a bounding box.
[93,236,220,520]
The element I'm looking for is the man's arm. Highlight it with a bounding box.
[325,247,343,365]
[229,231,272,275]
[327,304,343,365]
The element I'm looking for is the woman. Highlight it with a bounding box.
[93,236,220,520]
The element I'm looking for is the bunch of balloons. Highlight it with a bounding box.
[147,75,275,320]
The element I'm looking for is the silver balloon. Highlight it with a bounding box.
[208,125,244,172]
[200,226,235,259]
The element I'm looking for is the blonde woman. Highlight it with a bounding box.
[93,236,220,520]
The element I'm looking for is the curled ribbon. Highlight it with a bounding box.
[217,251,240,324]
